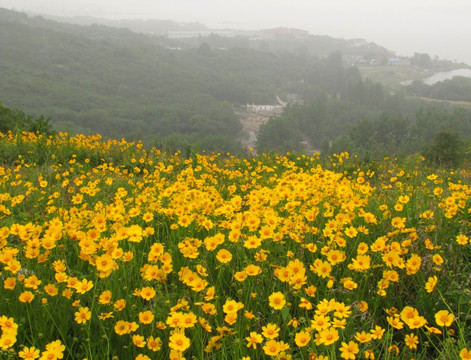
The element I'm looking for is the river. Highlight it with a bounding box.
[402,68,471,86]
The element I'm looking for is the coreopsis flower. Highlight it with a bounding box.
[132,334,146,348]
[299,297,313,310]
[138,311,154,325]
[18,346,40,359]
[405,254,422,275]
[244,236,262,249]
[435,310,454,327]
[294,331,311,347]
[456,234,469,245]
[432,254,444,266]
[358,301,368,313]
[19,291,35,303]
[3,277,16,290]
[222,299,244,314]
[262,323,280,339]
[339,341,359,360]
[268,292,286,310]
[311,314,331,331]
[245,264,261,276]
[460,348,471,360]
[425,276,438,293]
[146,335,162,352]
[263,340,282,356]
[334,302,351,319]
[387,316,404,330]
[245,332,263,349]
[317,327,339,346]
[44,284,58,297]
[168,331,190,352]
[95,253,115,273]
[355,331,372,343]
[98,290,112,304]
[216,249,232,264]
[404,333,419,350]
[224,312,237,325]
[73,278,94,294]
[40,340,65,360]
[304,285,317,297]
[139,286,156,300]
[0,334,16,351]
[166,312,184,328]
[24,275,41,289]
[74,306,91,325]
[234,271,248,282]
[181,312,197,329]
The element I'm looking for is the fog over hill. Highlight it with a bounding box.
[1,0,470,65]
[1,6,471,157]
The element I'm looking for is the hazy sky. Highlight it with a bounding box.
[1,0,471,64]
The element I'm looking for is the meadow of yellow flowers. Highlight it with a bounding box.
[0,131,470,360]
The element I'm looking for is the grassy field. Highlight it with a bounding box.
[357,65,428,89]
[0,131,470,360]
[407,96,471,109]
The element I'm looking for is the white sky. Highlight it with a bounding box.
[1,0,471,64]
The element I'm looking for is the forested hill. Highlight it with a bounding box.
[2,8,470,158]
[0,8,391,151]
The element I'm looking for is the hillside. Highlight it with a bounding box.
[1,8,471,156]
[0,9,390,148]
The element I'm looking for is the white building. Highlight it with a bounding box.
[168,30,235,39]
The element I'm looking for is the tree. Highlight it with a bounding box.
[256,117,304,154]
[422,130,464,168]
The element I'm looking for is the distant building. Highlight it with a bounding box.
[168,30,235,39]
[350,38,368,47]
[259,27,309,40]
[388,57,411,66]
[246,103,283,112]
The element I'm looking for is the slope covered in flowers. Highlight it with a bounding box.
[0,131,470,360]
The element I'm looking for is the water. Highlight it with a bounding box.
[403,68,471,86]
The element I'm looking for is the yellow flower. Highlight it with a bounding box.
[317,327,339,345]
[19,291,35,303]
[216,249,232,264]
[354,331,372,343]
[425,276,438,293]
[223,299,244,314]
[234,271,248,282]
[435,310,454,327]
[460,348,471,360]
[263,339,282,356]
[132,334,146,348]
[18,346,40,359]
[245,332,263,349]
[168,331,190,352]
[0,333,16,350]
[268,292,286,310]
[3,277,16,290]
[387,316,404,330]
[262,323,280,339]
[74,306,91,325]
[99,290,112,304]
[311,314,331,331]
[139,287,156,301]
[138,311,154,324]
[339,341,359,360]
[456,234,469,245]
[404,333,419,350]
[370,325,385,340]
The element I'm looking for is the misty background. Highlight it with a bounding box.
[1,0,471,64]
